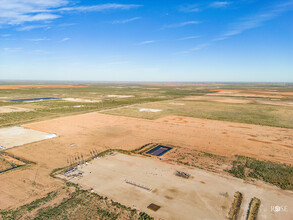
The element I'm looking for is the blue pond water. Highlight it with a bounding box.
[8,97,60,102]
[146,145,173,156]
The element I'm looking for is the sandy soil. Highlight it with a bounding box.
[0,106,33,113]
[0,127,57,149]
[0,85,88,89]
[210,89,293,98]
[139,108,162,112]
[1,154,25,166]
[63,98,101,103]
[23,113,293,165]
[0,154,25,172]
[1,112,292,210]
[103,95,134,98]
[0,159,12,172]
[63,153,293,220]
[163,147,232,174]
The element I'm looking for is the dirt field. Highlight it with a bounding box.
[0,153,26,172]
[63,153,293,220]
[0,159,12,172]
[0,126,57,149]
[210,89,293,98]
[1,112,292,211]
[0,85,88,89]
[0,106,33,113]
[21,113,293,165]
[1,154,25,166]
[163,147,233,174]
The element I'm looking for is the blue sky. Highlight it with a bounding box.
[0,0,292,82]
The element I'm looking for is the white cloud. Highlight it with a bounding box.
[188,0,293,52]
[0,0,67,25]
[61,37,71,42]
[0,34,10,37]
[8,13,59,25]
[217,1,293,40]
[210,2,231,8]
[138,40,155,45]
[3,47,22,52]
[110,17,141,24]
[0,1,142,27]
[27,37,50,41]
[162,21,200,29]
[16,24,50,31]
[57,4,141,12]
[178,36,200,40]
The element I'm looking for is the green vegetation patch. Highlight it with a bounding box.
[0,186,145,220]
[139,212,154,220]
[0,191,58,219]
[228,156,293,190]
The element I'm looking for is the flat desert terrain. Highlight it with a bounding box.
[63,152,293,220]
[0,85,88,89]
[210,89,293,98]
[1,111,292,211]
[0,106,33,113]
[23,112,293,165]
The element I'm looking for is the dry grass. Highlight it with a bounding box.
[105,100,293,128]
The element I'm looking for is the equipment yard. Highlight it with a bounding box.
[61,152,293,220]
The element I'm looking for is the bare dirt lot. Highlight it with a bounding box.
[63,98,101,103]
[0,126,57,149]
[1,112,292,211]
[0,106,33,114]
[0,85,88,89]
[63,153,293,220]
